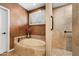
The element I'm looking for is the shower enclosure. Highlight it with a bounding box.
[45,3,72,56]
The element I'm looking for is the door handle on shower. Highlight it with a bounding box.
[2,32,6,34]
[51,16,53,31]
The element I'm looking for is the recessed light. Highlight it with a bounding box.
[33,3,36,6]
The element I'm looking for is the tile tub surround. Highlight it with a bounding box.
[15,35,45,41]
[0,48,72,56]
[14,35,46,56]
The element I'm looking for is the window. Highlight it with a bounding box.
[29,9,45,25]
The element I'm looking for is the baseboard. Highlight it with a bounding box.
[8,48,14,52]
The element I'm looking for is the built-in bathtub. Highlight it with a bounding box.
[14,35,45,56]
[14,35,72,56]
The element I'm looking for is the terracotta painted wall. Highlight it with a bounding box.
[0,3,28,49]
[30,25,45,36]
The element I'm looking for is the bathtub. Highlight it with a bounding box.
[14,35,72,56]
[14,35,45,56]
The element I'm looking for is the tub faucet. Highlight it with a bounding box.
[26,33,31,38]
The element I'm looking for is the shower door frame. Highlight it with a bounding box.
[45,3,53,56]
[0,5,10,53]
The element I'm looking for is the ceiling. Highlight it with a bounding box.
[19,3,69,11]
[52,3,69,8]
[19,3,45,11]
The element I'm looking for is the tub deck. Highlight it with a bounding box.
[0,48,72,56]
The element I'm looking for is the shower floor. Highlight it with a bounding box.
[52,48,72,56]
[0,48,72,56]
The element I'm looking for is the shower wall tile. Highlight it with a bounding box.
[72,3,79,56]
[54,4,72,31]
[53,4,72,49]
[52,31,67,49]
